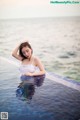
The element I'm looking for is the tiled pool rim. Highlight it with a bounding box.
[46,72,80,92]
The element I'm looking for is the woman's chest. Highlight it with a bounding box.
[19,64,36,73]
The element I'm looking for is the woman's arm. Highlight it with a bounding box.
[12,44,23,61]
[33,57,46,76]
[25,57,46,76]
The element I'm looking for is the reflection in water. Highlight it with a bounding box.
[16,75,45,103]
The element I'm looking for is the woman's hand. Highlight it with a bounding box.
[24,72,33,76]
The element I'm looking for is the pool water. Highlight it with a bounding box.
[0,60,80,120]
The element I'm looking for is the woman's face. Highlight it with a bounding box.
[22,46,32,59]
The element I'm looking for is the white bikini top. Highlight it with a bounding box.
[19,64,39,74]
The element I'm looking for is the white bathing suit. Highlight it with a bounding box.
[19,64,39,75]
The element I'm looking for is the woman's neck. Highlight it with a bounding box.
[28,55,32,61]
[22,56,34,64]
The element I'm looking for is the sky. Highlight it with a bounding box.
[0,0,80,19]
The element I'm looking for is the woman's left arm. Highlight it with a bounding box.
[33,57,46,76]
[25,57,46,76]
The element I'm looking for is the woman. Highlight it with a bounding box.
[12,41,46,80]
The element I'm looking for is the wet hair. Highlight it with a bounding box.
[19,42,33,60]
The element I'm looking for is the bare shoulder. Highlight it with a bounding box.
[33,56,42,66]
[34,56,40,62]
[33,56,45,71]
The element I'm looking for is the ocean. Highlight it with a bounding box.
[0,17,80,81]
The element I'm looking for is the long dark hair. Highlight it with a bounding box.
[19,42,33,60]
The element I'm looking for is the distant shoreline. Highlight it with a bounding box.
[0,16,80,21]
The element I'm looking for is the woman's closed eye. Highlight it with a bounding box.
[26,50,29,52]
[23,50,29,55]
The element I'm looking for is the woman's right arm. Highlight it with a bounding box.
[12,44,23,61]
